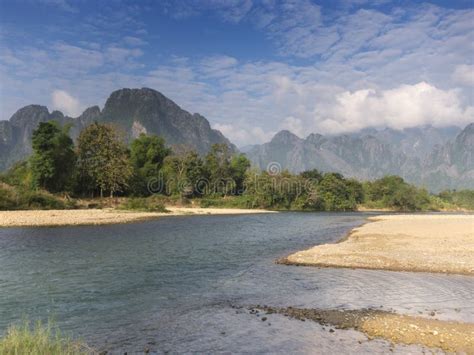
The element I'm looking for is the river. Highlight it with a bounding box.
[0,212,472,353]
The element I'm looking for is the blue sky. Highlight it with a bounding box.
[0,0,473,146]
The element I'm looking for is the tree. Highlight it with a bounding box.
[300,169,323,183]
[130,134,171,196]
[162,151,204,197]
[230,154,250,195]
[204,144,233,195]
[77,123,132,197]
[364,175,431,211]
[316,173,358,211]
[30,121,76,192]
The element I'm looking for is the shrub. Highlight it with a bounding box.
[119,197,168,212]
[0,320,91,355]
[0,184,72,210]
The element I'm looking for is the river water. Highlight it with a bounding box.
[0,212,472,353]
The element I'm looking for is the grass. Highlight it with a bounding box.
[199,195,255,209]
[0,183,75,211]
[119,196,169,212]
[0,321,93,355]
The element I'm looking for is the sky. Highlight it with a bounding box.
[0,0,473,146]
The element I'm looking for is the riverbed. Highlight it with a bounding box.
[0,213,472,353]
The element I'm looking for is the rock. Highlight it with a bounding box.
[0,88,236,171]
[262,317,267,322]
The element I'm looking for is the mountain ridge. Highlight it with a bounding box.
[245,124,473,192]
[0,88,235,171]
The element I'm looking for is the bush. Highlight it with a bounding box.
[199,195,253,209]
[0,184,72,210]
[0,320,91,355]
[438,190,474,210]
[21,190,67,210]
[119,197,168,212]
[364,176,434,211]
[0,185,18,210]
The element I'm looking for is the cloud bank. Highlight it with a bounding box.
[0,0,473,146]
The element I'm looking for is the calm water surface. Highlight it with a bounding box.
[0,212,472,354]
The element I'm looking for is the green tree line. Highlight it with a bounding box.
[1,121,473,211]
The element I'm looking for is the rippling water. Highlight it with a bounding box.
[0,212,472,353]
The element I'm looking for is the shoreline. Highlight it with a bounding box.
[247,306,474,353]
[0,207,276,228]
[279,214,474,275]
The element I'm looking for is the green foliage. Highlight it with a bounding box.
[2,122,473,213]
[203,144,234,195]
[0,161,32,188]
[30,122,76,192]
[77,123,132,197]
[119,197,168,212]
[314,173,362,211]
[438,189,474,210]
[299,169,323,183]
[230,154,251,195]
[199,195,253,209]
[162,151,206,197]
[364,175,432,211]
[130,134,171,196]
[243,171,307,210]
[0,320,91,355]
[0,184,72,210]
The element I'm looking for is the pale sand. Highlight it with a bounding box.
[282,214,474,275]
[255,306,474,353]
[0,207,275,227]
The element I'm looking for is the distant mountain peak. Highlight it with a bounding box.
[271,130,301,143]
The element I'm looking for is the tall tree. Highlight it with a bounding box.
[230,154,250,195]
[30,121,76,192]
[162,151,204,197]
[129,134,171,196]
[204,144,232,195]
[77,123,132,197]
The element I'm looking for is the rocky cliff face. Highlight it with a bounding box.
[418,123,474,191]
[0,88,235,171]
[99,88,234,154]
[246,124,473,192]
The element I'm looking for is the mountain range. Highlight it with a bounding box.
[245,123,473,192]
[0,87,472,192]
[0,88,234,171]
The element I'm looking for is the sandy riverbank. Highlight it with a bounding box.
[280,214,474,275]
[0,207,275,227]
[249,306,474,353]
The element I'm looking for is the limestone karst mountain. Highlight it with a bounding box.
[0,88,235,171]
[245,124,473,192]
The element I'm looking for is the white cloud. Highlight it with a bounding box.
[318,82,473,134]
[2,1,474,148]
[279,116,305,137]
[214,123,275,146]
[51,90,82,116]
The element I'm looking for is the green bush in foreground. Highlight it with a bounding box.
[0,321,91,355]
